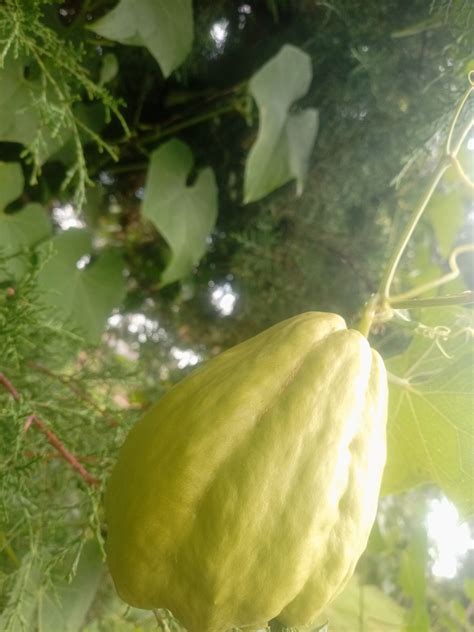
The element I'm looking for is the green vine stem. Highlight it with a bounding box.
[357,294,380,338]
[446,71,474,154]
[377,156,451,302]
[357,76,474,337]
[389,243,474,302]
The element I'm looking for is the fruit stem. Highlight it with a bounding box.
[355,294,382,338]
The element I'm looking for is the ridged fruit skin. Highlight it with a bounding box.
[106,312,388,632]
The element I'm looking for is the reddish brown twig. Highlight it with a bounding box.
[0,372,100,486]
[24,414,99,485]
[0,372,20,400]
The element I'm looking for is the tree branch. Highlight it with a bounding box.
[0,372,100,486]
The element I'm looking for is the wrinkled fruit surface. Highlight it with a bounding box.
[106,312,388,631]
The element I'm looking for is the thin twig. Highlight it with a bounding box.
[0,372,100,486]
[446,85,473,154]
[389,243,474,302]
[378,156,450,302]
[0,372,20,400]
[24,414,99,486]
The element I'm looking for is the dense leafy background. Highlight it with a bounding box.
[0,0,473,630]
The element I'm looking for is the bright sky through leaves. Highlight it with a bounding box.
[210,282,238,316]
[51,203,85,230]
[426,496,474,578]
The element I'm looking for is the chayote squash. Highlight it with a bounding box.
[106,312,388,631]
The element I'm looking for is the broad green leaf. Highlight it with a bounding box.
[286,109,319,196]
[0,55,66,161]
[0,162,51,281]
[244,45,318,203]
[427,190,464,258]
[0,162,24,210]
[88,0,193,77]
[0,57,39,148]
[38,540,104,632]
[142,139,218,285]
[0,203,52,281]
[382,308,474,518]
[316,574,405,631]
[37,229,125,343]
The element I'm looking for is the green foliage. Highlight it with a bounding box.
[36,540,104,632]
[382,308,474,517]
[399,527,430,631]
[244,45,318,203]
[37,229,126,343]
[0,162,51,282]
[0,0,126,207]
[0,162,24,209]
[0,54,47,149]
[0,539,104,632]
[0,201,50,282]
[0,260,137,630]
[321,575,405,631]
[88,0,193,78]
[142,140,218,286]
[0,549,42,631]
[427,189,465,259]
[0,0,473,629]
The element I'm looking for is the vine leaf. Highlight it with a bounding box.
[0,56,39,148]
[0,161,24,209]
[382,308,474,518]
[37,229,125,343]
[142,139,218,286]
[0,56,65,161]
[88,0,193,77]
[0,162,51,281]
[244,45,319,203]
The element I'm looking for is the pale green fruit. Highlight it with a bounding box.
[106,312,388,631]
